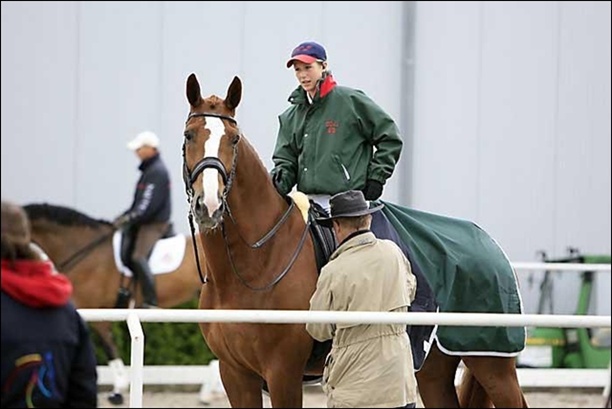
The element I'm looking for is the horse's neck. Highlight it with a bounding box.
[226,140,290,245]
[200,140,300,285]
[32,222,112,267]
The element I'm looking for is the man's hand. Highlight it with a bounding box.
[362,179,383,201]
[112,214,131,229]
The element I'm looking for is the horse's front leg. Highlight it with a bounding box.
[265,344,310,408]
[266,371,304,408]
[219,360,264,408]
[91,321,129,405]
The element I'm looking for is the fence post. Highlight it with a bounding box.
[127,312,145,408]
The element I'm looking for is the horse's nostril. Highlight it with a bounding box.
[193,196,205,216]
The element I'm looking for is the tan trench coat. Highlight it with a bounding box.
[306,232,418,408]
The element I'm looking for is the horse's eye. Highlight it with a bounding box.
[184,131,192,141]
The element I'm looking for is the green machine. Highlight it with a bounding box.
[520,250,611,369]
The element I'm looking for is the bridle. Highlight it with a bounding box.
[32,230,115,272]
[182,112,310,290]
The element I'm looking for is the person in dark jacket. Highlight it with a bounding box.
[113,130,172,308]
[270,40,403,211]
[1,200,98,408]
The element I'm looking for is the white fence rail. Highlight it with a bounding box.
[79,309,612,408]
[80,261,611,407]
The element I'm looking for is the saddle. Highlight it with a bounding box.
[307,201,337,272]
[305,200,336,371]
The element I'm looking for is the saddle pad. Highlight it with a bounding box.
[113,232,187,277]
[380,200,526,355]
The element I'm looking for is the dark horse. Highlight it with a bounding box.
[24,203,203,404]
[182,73,528,408]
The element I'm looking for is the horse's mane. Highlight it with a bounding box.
[23,203,111,228]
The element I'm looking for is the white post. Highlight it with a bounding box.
[199,359,226,404]
[127,312,145,408]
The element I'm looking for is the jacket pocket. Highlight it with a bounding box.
[333,155,351,184]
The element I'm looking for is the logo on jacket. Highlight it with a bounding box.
[3,352,59,405]
[325,120,338,135]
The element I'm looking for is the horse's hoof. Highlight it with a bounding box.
[108,392,124,405]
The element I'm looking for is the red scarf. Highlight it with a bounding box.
[1,259,73,308]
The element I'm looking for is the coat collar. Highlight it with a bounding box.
[288,74,338,106]
[330,231,377,261]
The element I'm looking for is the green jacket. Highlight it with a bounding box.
[271,74,403,196]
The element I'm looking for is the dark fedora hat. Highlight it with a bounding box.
[317,190,384,228]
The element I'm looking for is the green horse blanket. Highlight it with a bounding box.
[380,200,526,354]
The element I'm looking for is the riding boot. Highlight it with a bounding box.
[131,258,158,308]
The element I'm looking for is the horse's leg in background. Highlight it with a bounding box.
[416,342,461,408]
[461,356,528,408]
[91,321,130,405]
[457,367,493,408]
[219,361,264,408]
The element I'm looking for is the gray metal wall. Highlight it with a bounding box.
[2,1,610,314]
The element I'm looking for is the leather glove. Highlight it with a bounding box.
[362,179,383,201]
[271,169,284,195]
[112,214,132,229]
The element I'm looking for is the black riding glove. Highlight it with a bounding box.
[362,179,383,201]
[112,213,132,229]
[271,169,284,195]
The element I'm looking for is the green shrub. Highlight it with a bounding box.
[91,298,217,365]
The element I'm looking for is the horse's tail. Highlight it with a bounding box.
[457,367,493,408]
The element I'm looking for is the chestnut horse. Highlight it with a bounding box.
[182,73,528,408]
[23,203,203,405]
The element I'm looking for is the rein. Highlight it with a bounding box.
[54,230,115,271]
[182,111,308,289]
[222,208,310,291]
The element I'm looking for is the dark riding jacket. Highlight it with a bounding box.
[121,153,172,226]
[1,260,98,408]
[271,74,403,196]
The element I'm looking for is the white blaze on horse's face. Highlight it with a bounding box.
[202,117,225,218]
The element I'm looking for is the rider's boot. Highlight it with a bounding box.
[132,258,159,308]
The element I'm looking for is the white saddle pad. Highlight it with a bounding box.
[112,232,187,277]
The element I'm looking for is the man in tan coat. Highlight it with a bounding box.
[307,190,418,408]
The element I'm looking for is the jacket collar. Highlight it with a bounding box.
[139,152,160,171]
[330,231,377,261]
[1,259,73,308]
[288,74,338,106]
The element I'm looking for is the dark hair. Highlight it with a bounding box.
[0,236,41,264]
[1,200,41,264]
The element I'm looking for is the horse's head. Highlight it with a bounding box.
[183,73,242,230]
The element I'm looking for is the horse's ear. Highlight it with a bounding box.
[186,73,202,107]
[225,76,242,111]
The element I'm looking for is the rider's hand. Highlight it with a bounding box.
[271,169,284,195]
[112,214,131,229]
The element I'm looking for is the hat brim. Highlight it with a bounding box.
[126,141,143,151]
[127,140,158,151]
[316,202,384,228]
[286,54,319,68]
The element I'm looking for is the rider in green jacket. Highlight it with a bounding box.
[271,42,437,374]
[271,41,403,210]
